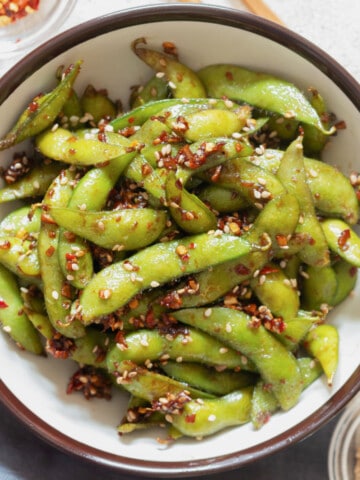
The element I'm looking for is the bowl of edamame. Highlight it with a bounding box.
[0,4,359,477]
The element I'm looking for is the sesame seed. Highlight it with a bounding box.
[204,308,212,318]
[225,322,232,333]
[150,281,160,288]
[52,290,59,300]
[219,347,228,354]
[3,325,11,333]
[208,414,216,422]
[168,81,176,89]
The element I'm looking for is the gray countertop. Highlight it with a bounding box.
[0,399,338,479]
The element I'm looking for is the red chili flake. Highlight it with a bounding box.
[334,120,346,130]
[235,264,251,275]
[162,41,178,57]
[259,265,279,276]
[0,300,9,309]
[127,116,135,124]
[225,71,234,81]
[350,266,358,277]
[275,234,288,248]
[338,228,351,250]
[45,246,55,257]
[0,240,11,250]
[28,100,39,112]
[61,283,72,299]
[185,413,196,423]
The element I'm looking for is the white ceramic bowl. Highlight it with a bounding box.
[0,4,359,477]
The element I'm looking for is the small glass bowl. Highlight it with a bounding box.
[328,393,360,480]
[0,0,76,57]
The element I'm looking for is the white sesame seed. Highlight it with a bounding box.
[3,325,11,333]
[204,308,212,318]
[52,290,59,300]
[208,414,216,422]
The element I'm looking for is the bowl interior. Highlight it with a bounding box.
[0,6,359,477]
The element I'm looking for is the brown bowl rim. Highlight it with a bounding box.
[0,4,359,477]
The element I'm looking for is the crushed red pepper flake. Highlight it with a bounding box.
[338,228,351,250]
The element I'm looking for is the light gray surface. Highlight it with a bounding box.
[0,1,358,479]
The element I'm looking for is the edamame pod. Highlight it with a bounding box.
[0,162,64,204]
[170,387,253,438]
[132,38,207,99]
[38,168,85,338]
[173,307,302,410]
[0,206,41,237]
[302,324,338,386]
[254,149,359,224]
[250,262,300,321]
[161,361,256,396]
[78,231,252,323]
[0,61,82,151]
[321,218,360,267]
[276,136,330,267]
[0,263,43,354]
[0,236,40,279]
[48,206,167,250]
[35,127,136,166]
[106,327,255,374]
[198,64,334,135]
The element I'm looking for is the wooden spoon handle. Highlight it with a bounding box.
[242,0,284,25]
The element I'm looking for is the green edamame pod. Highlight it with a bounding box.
[302,87,331,155]
[174,192,300,309]
[276,136,330,267]
[0,236,40,279]
[48,206,167,250]
[0,61,82,151]
[321,218,360,267]
[198,64,334,135]
[302,324,338,386]
[332,259,358,306]
[0,206,41,237]
[0,161,64,204]
[200,157,286,208]
[301,264,338,310]
[197,184,249,213]
[275,313,320,351]
[165,172,217,234]
[78,231,252,323]
[132,38,207,99]
[71,328,110,369]
[80,85,117,124]
[35,127,136,166]
[254,149,359,224]
[173,307,302,410]
[0,263,43,354]
[181,109,248,142]
[24,309,55,340]
[38,168,85,338]
[161,361,257,396]
[130,74,170,108]
[251,356,323,429]
[116,361,215,401]
[170,387,253,438]
[106,328,255,374]
[250,262,300,321]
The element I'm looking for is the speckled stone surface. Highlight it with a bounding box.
[0,2,359,479]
